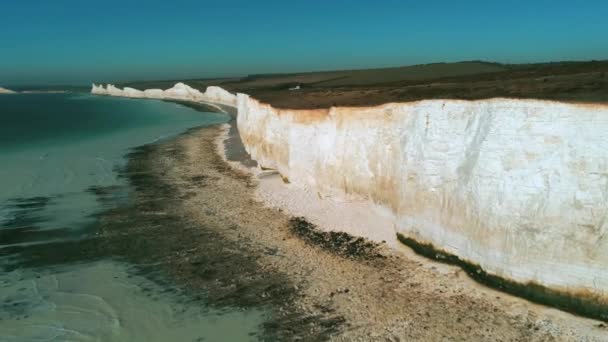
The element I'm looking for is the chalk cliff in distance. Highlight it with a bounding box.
[237,93,608,302]
[91,83,237,107]
[0,87,16,94]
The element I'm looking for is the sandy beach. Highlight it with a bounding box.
[105,108,605,340]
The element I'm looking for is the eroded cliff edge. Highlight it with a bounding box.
[92,83,608,319]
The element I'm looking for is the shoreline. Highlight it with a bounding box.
[0,96,263,340]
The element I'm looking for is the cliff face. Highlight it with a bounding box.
[92,83,608,300]
[91,83,237,107]
[237,93,608,298]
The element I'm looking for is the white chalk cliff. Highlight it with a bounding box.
[236,94,608,300]
[0,87,16,94]
[93,83,608,302]
[91,83,237,107]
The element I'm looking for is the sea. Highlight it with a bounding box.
[0,92,263,341]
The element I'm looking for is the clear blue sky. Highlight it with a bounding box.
[2,0,607,85]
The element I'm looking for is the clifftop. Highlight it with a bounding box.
[118,60,608,109]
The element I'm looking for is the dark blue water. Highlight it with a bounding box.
[0,93,262,341]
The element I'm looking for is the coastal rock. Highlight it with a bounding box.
[236,92,608,300]
[163,82,204,101]
[91,83,107,95]
[92,82,608,302]
[203,86,237,106]
[106,84,123,96]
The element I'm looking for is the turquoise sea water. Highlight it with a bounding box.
[0,93,262,341]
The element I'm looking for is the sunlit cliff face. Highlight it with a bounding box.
[92,83,608,304]
[237,93,608,300]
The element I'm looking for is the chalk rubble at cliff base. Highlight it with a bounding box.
[92,83,608,309]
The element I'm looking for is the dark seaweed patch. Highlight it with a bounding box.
[396,233,608,322]
[1,196,51,228]
[189,174,217,187]
[289,217,384,261]
[0,196,66,249]
[4,196,50,210]
[87,185,124,197]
